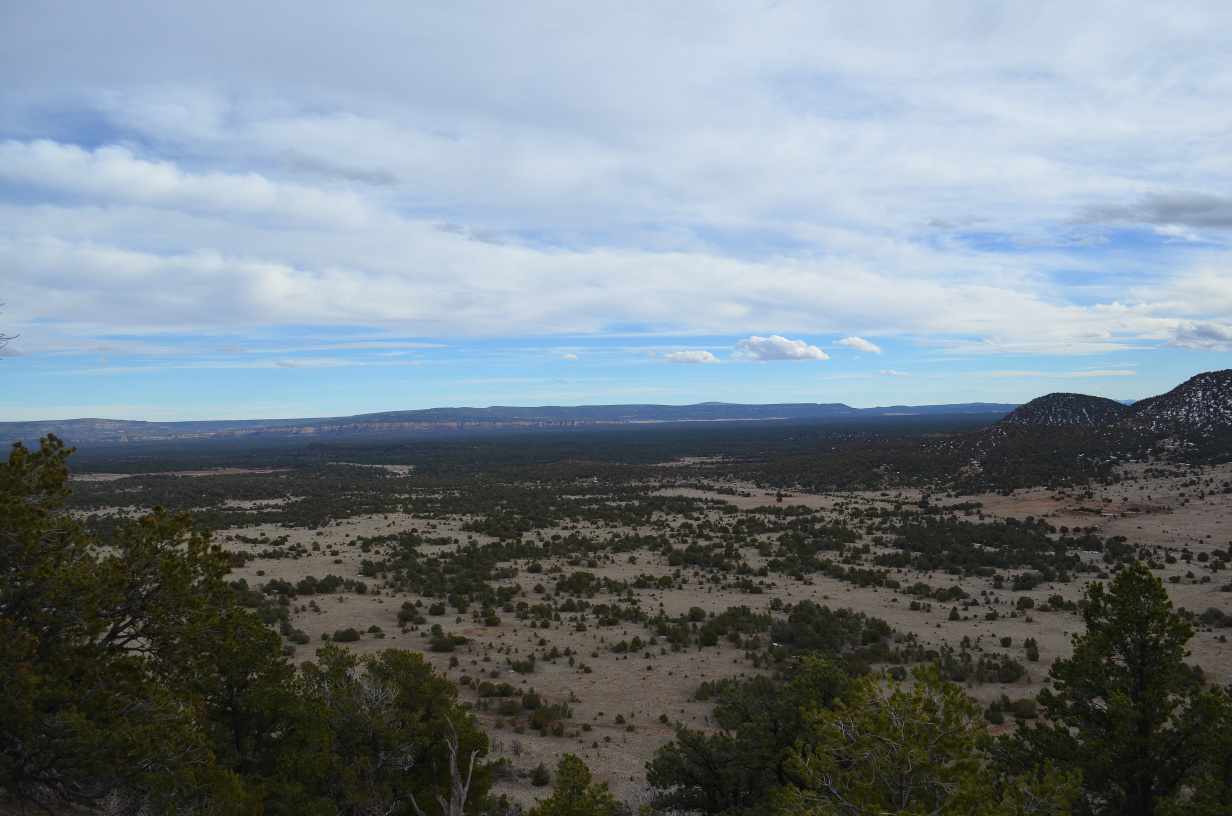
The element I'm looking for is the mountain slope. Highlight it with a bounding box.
[1119,369,1232,439]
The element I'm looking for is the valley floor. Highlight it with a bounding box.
[75,459,1232,808]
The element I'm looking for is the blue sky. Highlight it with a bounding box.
[2,1,1232,421]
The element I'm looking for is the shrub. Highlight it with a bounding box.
[974,653,1026,684]
[1010,698,1038,719]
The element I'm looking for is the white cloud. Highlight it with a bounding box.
[276,360,301,367]
[837,336,883,354]
[733,335,829,362]
[665,351,720,364]
[560,353,579,360]
[878,369,909,376]
[1166,321,1232,351]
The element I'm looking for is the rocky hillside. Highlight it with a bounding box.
[950,369,1232,479]
[998,392,1129,428]
[1120,369,1232,439]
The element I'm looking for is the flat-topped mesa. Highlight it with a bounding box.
[1120,368,1232,438]
[998,393,1129,428]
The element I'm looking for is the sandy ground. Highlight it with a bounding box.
[142,461,1232,807]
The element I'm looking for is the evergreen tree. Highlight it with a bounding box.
[1,436,250,813]
[303,645,491,816]
[995,561,1231,816]
[646,655,853,814]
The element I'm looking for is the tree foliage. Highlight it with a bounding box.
[780,665,1077,816]
[1,435,241,812]
[1,437,488,815]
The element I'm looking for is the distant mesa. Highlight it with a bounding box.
[998,393,1129,428]
[0,401,1019,445]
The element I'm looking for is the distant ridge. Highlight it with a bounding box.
[0,401,1018,445]
[998,393,1129,428]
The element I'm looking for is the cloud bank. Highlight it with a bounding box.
[1078,191,1232,230]
[1166,321,1232,351]
[282,150,399,187]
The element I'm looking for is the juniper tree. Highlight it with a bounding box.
[528,755,621,816]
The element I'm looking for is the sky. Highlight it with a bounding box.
[2,1,1232,422]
